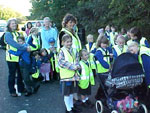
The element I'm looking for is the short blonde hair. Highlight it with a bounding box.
[87,34,93,42]
[128,41,139,49]
[29,27,39,34]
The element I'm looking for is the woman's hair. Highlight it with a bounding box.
[26,22,33,29]
[130,27,142,41]
[79,49,87,58]
[29,27,39,34]
[62,13,77,28]
[96,35,109,48]
[62,34,72,42]
[6,18,18,32]
[40,48,48,55]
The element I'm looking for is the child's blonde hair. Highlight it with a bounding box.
[29,27,39,34]
[128,41,139,49]
[86,34,93,42]
[116,35,125,42]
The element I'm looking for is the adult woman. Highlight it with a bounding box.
[5,18,29,97]
[57,13,82,52]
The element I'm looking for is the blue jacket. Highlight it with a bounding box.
[8,44,30,65]
[5,32,27,51]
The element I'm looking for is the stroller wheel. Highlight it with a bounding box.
[138,104,148,113]
[111,110,118,113]
[96,100,103,113]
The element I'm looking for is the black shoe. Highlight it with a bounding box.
[25,92,32,96]
[86,100,94,108]
[81,102,89,108]
[33,85,40,94]
[72,107,82,112]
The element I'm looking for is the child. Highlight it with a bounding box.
[105,25,111,41]
[27,27,41,51]
[94,35,112,99]
[128,42,150,107]
[58,34,81,113]
[127,27,149,48]
[48,38,59,80]
[8,37,39,96]
[39,48,52,82]
[113,35,128,60]
[85,34,96,77]
[110,26,118,46]
[78,49,95,108]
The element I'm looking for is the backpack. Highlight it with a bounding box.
[0,33,6,49]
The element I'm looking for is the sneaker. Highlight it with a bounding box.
[17,92,22,96]
[66,110,74,113]
[24,92,32,97]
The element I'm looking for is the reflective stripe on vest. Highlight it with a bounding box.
[6,32,19,62]
[85,43,96,52]
[61,28,82,52]
[59,47,76,79]
[89,53,96,69]
[96,48,110,73]
[78,60,95,89]
[113,45,128,56]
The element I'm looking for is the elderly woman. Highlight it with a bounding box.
[57,13,82,52]
[5,18,29,97]
[41,17,58,49]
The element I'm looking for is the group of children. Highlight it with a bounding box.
[58,24,150,113]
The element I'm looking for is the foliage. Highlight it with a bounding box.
[29,0,150,38]
[0,5,26,22]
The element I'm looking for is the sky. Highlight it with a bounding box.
[0,0,32,16]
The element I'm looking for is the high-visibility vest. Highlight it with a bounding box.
[85,43,96,69]
[96,48,110,73]
[138,46,150,65]
[32,69,40,78]
[85,43,96,52]
[50,53,60,73]
[57,28,82,52]
[29,35,40,51]
[127,37,147,47]
[110,32,118,46]
[78,60,95,89]
[59,47,76,79]
[6,32,20,62]
[113,45,128,57]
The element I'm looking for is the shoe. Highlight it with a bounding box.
[24,92,32,96]
[33,85,40,94]
[17,92,22,96]
[11,93,18,97]
[66,110,74,113]
[72,107,82,112]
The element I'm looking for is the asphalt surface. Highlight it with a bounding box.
[0,49,99,113]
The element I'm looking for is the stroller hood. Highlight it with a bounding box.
[111,53,144,78]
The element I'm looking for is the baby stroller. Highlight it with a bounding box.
[95,53,148,113]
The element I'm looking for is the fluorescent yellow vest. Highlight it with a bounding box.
[85,43,96,53]
[59,28,82,52]
[110,32,118,46]
[32,69,40,78]
[78,60,95,89]
[59,47,76,79]
[6,32,20,62]
[85,43,96,69]
[96,48,110,73]
[30,35,40,51]
[127,37,147,47]
[113,45,128,56]
[138,46,150,65]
